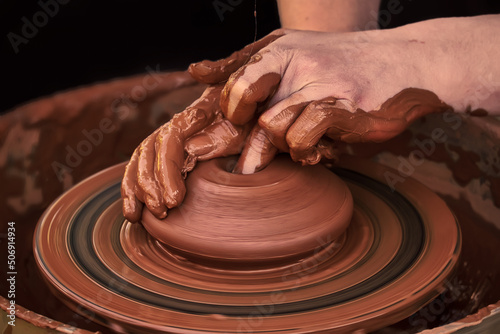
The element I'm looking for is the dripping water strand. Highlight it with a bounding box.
[242,0,258,67]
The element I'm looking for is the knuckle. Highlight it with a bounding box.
[257,119,280,144]
[258,114,273,131]
[219,119,239,137]
[286,133,307,152]
[228,74,252,99]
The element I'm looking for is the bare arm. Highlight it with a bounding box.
[277,0,381,32]
[394,15,500,114]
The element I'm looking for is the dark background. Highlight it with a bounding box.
[1,0,499,113]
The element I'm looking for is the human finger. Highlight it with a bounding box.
[286,97,349,164]
[258,92,311,152]
[184,118,253,167]
[328,88,452,143]
[121,147,143,223]
[286,90,451,164]
[136,129,167,219]
[220,50,283,125]
[233,124,278,174]
[317,89,451,144]
[154,85,222,208]
[189,29,285,84]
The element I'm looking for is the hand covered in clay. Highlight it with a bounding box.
[200,30,452,173]
[200,16,500,173]
[121,32,284,223]
[123,15,500,221]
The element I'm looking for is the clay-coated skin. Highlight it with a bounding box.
[122,15,500,222]
[121,33,285,223]
[232,124,278,174]
[189,31,284,84]
[121,85,252,222]
[214,16,499,169]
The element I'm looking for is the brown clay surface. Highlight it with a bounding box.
[141,155,353,267]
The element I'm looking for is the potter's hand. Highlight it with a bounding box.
[121,85,255,222]
[206,16,500,173]
[214,28,452,173]
[121,32,284,222]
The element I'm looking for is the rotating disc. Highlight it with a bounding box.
[34,158,461,333]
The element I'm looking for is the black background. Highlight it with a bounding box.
[1,0,499,113]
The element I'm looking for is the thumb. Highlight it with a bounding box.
[233,124,278,174]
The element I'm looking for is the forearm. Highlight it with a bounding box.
[395,15,500,114]
[277,0,381,32]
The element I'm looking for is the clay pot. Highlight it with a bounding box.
[142,155,353,268]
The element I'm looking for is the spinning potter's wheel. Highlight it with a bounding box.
[34,156,461,333]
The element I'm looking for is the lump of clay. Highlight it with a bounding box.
[141,155,353,268]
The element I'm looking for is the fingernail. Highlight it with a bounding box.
[231,161,245,174]
[302,148,321,165]
[232,153,266,175]
[155,209,167,219]
[185,133,215,157]
[189,62,212,77]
